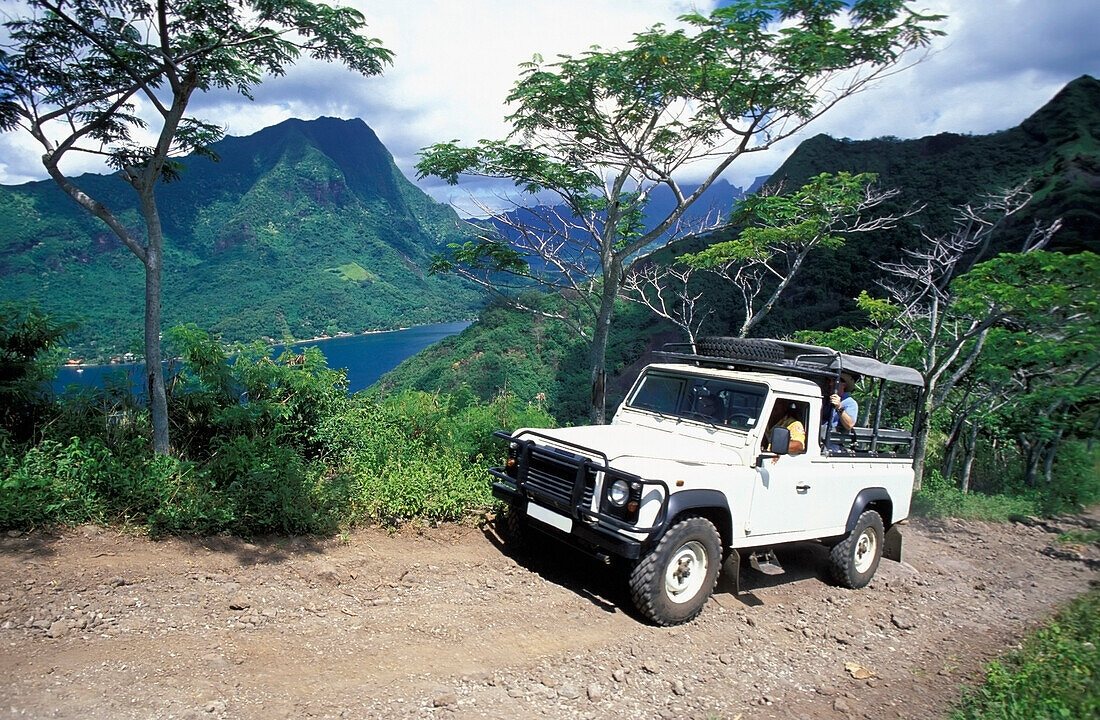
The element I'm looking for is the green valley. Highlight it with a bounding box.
[0,117,484,360]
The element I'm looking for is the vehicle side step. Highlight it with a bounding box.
[749,550,785,576]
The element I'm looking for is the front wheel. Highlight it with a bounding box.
[496,502,530,555]
[629,517,721,626]
[828,510,884,588]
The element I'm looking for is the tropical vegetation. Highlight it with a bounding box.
[0,311,552,534]
[0,0,398,454]
[950,588,1099,720]
[418,0,944,423]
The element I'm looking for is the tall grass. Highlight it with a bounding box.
[951,589,1100,720]
[911,471,1041,522]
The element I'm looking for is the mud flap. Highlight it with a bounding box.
[718,549,741,595]
[883,524,903,563]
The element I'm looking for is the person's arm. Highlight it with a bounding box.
[832,396,856,431]
[788,421,806,454]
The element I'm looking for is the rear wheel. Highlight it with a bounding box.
[828,510,884,588]
[629,517,721,626]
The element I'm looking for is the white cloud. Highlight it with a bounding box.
[2,1,1098,211]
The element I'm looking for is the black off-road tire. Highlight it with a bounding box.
[695,337,784,363]
[629,517,722,626]
[496,502,530,555]
[828,510,884,588]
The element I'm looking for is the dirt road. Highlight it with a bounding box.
[2,512,1097,720]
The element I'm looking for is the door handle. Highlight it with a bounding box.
[795,484,810,491]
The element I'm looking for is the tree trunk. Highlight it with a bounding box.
[1019,434,1041,487]
[910,391,934,491]
[960,421,979,493]
[589,281,618,425]
[943,436,960,482]
[139,190,170,455]
[1043,429,1064,485]
[941,410,967,481]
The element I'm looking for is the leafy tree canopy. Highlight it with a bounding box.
[417,0,943,422]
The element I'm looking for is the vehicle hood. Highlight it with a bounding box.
[512,423,752,479]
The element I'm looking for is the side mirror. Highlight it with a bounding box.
[769,426,791,455]
[756,426,790,468]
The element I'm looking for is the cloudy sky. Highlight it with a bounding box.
[1,0,1098,214]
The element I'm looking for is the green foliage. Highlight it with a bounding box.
[1057,528,1100,546]
[0,301,74,440]
[951,588,1100,720]
[0,325,556,534]
[1038,442,1100,515]
[2,1,392,174]
[682,172,879,268]
[911,471,1040,522]
[316,390,554,526]
[0,435,183,530]
[166,323,348,459]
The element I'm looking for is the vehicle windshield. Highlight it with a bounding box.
[626,371,768,430]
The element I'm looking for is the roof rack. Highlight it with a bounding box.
[654,338,924,387]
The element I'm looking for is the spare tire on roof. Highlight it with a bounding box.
[695,337,784,362]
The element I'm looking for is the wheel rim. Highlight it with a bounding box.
[853,528,878,574]
[664,540,708,604]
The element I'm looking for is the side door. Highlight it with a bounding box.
[745,397,834,538]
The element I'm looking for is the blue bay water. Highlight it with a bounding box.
[54,321,470,395]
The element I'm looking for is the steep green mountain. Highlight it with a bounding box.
[685,73,1100,337]
[0,117,483,359]
[380,76,1100,422]
[767,74,1099,254]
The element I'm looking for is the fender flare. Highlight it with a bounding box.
[665,489,733,548]
[845,487,893,532]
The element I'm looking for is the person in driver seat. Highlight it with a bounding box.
[765,401,806,460]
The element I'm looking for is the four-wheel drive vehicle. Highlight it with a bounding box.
[490,338,925,625]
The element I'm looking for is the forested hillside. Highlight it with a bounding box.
[0,117,484,359]
[705,73,1100,336]
[380,75,1100,420]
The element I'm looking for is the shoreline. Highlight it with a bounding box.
[62,319,473,369]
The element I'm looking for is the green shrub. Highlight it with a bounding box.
[146,466,233,536]
[912,470,1040,522]
[166,324,349,460]
[0,435,174,529]
[1037,441,1100,515]
[3,322,558,535]
[0,301,74,441]
[204,434,334,535]
[951,589,1100,720]
[316,389,554,526]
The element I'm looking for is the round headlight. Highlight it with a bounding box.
[608,479,630,507]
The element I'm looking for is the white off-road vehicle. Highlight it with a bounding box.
[490,338,925,625]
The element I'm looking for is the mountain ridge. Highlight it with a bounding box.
[0,117,484,358]
[765,74,1099,254]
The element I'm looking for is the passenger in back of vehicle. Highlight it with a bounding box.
[822,372,859,450]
